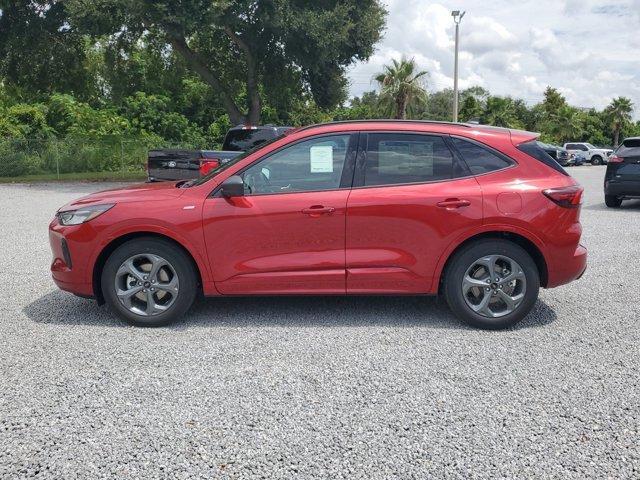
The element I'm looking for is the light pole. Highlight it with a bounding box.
[452,10,465,122]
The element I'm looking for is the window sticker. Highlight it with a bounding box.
[309,145,334,173]
[378,141,433,176]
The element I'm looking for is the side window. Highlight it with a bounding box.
[364,133,453,186]
[565,143,577,150]
[242,134,350,195]
[450,137,513,175]
[579,145,589,151]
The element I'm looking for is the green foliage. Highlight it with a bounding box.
[541,87,567,115]
[422,89,453,121]
[0,103,52,139]
[481,97,523,129]
[0,1,96,99]
[59,0,386,123]
[605,97,634,146]
[46,94,132,137]
[548,105,584,144]
[375,57,428,119]
[121,92,208,145]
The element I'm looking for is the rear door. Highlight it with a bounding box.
[345,132,483,294]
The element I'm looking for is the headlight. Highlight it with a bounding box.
[57,204,114,226]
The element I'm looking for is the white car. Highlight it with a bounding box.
[563,142,613,165]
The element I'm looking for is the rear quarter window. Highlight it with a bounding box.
[450,137,513,175]
[517,141,569,176]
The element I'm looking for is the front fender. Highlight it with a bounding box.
[88,218,213,290]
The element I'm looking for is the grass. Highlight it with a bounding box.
[0,171,147,183]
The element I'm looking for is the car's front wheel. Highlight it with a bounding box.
[444,239,540,329]
[591,156,603,165]
[101,237,198,327]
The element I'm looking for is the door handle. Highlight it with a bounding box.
[436,198,471,209]
[302,205,335,216]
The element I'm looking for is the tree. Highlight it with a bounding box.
[605,97,633,147]
[549,105,583,144]
[481,97,523,128]
[0,1,97,101]
[375,57,428,119]
[458,86,489,122]
[60,0,386,125]
[422,89,453,121]
[541,86,567,116]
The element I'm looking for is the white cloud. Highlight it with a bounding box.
[347,0,640,119]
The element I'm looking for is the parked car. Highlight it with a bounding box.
[604,137,640,207]
[537,142,573,166]
[147,124,292,181]
[563,142,613,165]
[571,152,586,166]
[49,120,587,330]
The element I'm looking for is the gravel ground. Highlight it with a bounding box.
[1,166,639,479]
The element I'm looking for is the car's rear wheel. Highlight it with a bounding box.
[591,156,602,165]
[605,195,622,208]
[101,238,197,327]
[444,239,540,330]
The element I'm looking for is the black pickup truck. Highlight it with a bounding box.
[147,124,292,181]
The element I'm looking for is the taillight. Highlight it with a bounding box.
[608,155,624,163]
[199,159,220,176]
[542,185,583,208]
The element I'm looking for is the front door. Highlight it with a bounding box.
[346,132,484,294]
[203,133,358,294]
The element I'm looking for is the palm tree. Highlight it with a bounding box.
[375,57,428,119]
[481,97,522,128]
[550,105,584,144]
[606,97,633,147]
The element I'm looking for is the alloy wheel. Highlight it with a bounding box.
[114,254,179,316]
[461,254,526,318]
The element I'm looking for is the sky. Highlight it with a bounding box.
[346,0,640,118]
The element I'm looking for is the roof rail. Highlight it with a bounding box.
[295,119,473,133]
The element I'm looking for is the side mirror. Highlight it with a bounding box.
[221,175,245,197]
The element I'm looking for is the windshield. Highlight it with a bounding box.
[585,143,596,149]
[187,133,286,187]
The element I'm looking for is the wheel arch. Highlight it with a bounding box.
[436,230,549,293]
[92,231,204,304]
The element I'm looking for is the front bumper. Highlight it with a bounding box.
[49,220,96,297]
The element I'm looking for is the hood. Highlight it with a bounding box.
[60,181,185,211]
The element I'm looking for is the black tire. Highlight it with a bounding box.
[101,237,198,327]
[591,156,602,166]
[605,195,622,208]
[443,239,540,330]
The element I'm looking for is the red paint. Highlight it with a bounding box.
[50,121,587,300]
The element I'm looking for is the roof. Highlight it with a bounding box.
[292,119,539,146]
[296,119,473,133]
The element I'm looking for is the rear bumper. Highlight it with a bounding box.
[605,180,640,197]
[547,244,587,288]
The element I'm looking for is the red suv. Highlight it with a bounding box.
[49,121,587,329]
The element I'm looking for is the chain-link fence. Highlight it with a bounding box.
[0,137,199,180]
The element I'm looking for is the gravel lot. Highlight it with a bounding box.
[1,166,639,479]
